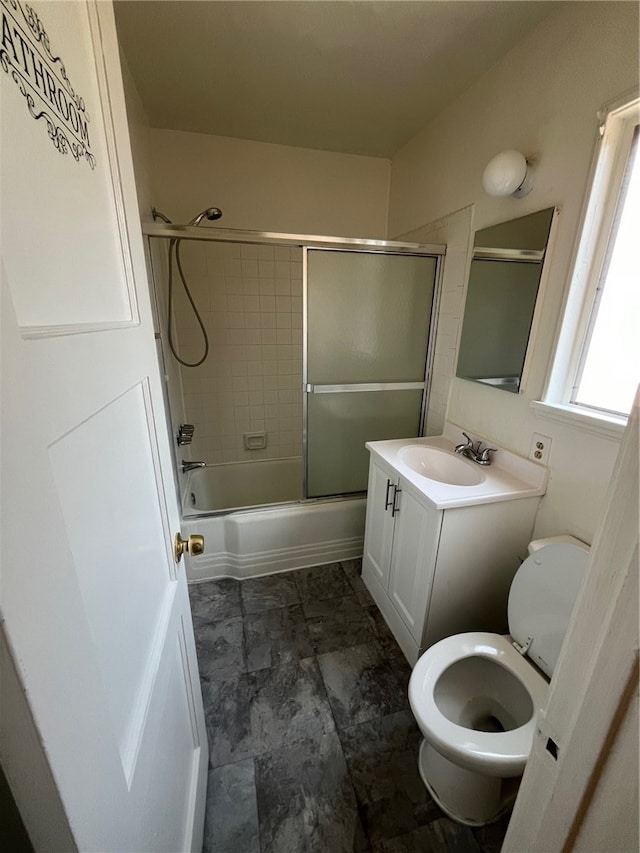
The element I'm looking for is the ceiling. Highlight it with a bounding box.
[115,1,560,158]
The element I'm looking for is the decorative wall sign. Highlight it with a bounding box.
[1,0,95,168]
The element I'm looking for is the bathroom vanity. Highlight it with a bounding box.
[362,423,548,664]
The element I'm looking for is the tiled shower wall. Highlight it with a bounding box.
[170,240,303,464]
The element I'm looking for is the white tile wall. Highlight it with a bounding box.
[172,241,303,463]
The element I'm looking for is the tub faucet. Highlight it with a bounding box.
[181,460,206,473]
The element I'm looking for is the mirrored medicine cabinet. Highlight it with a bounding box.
[456,206,555,394]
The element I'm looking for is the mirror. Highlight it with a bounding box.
[456,207,555,393]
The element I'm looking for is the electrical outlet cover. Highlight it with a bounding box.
[530,432,552,466]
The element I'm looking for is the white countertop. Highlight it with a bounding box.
[366,422,548,510]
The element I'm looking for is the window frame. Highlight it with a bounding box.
[533,90,640,439]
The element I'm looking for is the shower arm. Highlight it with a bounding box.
[151,207,172,224]
[152,207,223,227]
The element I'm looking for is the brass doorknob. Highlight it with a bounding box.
[174,533,205,563]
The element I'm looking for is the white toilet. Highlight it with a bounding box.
[408,535,589,826]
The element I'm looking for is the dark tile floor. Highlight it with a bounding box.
[189,560,510,853]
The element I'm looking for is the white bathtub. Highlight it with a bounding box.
[183,457,302,513]
[183,497,366,581]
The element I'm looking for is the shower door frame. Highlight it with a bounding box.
[143,223,445,514]
[302,245,444,500]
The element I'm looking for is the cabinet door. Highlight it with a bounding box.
[362,458,397,590]
[388,483,442,643]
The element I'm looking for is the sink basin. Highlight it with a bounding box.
[399,445,485,486]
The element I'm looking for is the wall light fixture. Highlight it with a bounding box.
[482,150,534,198]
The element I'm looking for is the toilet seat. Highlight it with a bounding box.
[409,632,548,777]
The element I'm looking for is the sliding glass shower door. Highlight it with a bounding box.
[305,249,438,498]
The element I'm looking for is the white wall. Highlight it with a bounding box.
[149,128,390,237]
[118,52,153,222]
[1,629,75,851]
[388,1,639,543]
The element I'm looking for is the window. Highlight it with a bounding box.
[572,123,639,416]
[536,93,640,435]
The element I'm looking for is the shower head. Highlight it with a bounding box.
[189,207,223,226]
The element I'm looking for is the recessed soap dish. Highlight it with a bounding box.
[244,432,266,450]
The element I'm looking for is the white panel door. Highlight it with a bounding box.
[0,2,207,850]
[362,458,397,589]
[388,484,442,643]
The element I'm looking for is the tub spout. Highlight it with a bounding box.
[182,460,206,473]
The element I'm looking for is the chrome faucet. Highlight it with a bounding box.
[476,446,497,466]
[181,460,206,473]
[454,432,475,456]
[176,423,195,446]
[454,432,497,466]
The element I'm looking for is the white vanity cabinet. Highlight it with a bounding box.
[363,458,442,645]
[362,444,545,666]
[361,459,397,591]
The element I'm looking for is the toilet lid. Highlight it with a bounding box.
[508,542,590,678]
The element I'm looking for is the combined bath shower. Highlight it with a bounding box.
[152,206,223,367]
